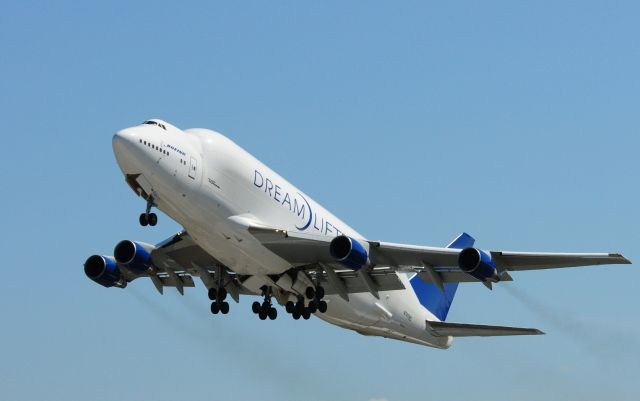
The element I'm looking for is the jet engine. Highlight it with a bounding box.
[84,255,126,288]
[114,240,155,273]
[329,235,369,270]
[457,247,500,282]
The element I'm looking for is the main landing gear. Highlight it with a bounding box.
[209,286,230,315]
[284,285,328,320]
[252,287,277,320]
[139,196,158,227]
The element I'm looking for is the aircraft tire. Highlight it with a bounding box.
[307,301,317,313]
[139,213,148,226]
[285,301,294,313]
[148,213,158,226]
[220,301,230,314]
[305,286,315,300]
[252,301,261,314]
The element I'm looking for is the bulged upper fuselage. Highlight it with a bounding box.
[112,119,450,349]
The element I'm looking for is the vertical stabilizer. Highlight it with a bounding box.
[409,233,475,321]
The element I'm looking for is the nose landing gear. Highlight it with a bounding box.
[139,196,158,227]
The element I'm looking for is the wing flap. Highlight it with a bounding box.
[323,267,405,294]
[426,321,544,337]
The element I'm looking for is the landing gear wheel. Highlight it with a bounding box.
[285,301,294,313]
[148,213,158,226]
[316,286,325,299]
[220,301,230,314]
[210,302,220,314]
[302,308,311,320]
[261,302,270,315]
[318,300,328,313]
[307,301,317,313]
[258,310,268,320]
[218,288,227,301]
[252,301,261,314]
[268,308,277,320]
[208,288,217,301]
[140,196,156,227]
[292,310,301,320]
[305,286,315,300]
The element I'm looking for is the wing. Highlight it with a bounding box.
[125,231,248,299]
[248,227,631,289]
[370,240,630,272]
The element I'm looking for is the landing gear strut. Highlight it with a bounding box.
[252,287,277,320]
[209,286,230,315]
[139,196,158,227]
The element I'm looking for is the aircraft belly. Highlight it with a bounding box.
[182,211,292,276]
[317,288,451,349]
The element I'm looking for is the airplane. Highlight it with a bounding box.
[84,119,631,349]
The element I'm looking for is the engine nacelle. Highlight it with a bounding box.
[329,235,369,270]
[457,247,500,282]
[84,255,126,288]
[114,240,155,273]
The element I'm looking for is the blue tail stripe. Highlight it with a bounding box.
[409,278,458,321]
[446,232,475,250]
[409,232,475,321]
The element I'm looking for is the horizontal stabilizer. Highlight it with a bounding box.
[426,320,544,337]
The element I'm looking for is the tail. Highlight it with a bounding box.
[409,232,475,321]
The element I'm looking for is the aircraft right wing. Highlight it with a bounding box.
[247,226,630,293]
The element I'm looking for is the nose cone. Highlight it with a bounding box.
[113,128,141,174]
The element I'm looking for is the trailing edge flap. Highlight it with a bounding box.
[426,321,544,337]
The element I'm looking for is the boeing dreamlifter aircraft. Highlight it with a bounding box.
[84,119,631,348]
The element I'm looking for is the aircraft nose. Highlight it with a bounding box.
[113,128,136,148]
[112,128,140,174]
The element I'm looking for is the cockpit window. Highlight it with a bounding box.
[142,120,167,131]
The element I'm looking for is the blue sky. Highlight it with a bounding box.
[1,1,638,400]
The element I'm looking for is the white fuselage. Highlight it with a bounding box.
[112,121,451,348]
